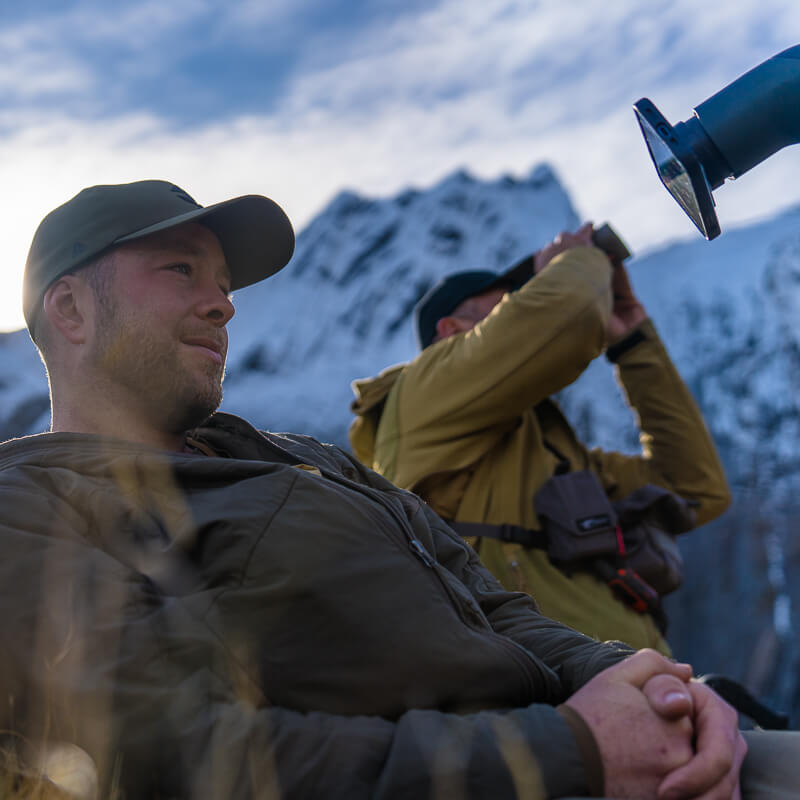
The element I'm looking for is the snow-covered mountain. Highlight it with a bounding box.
[221,164,581,441]
[3,165,800,721]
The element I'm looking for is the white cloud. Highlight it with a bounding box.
[0,21,93,98]
[2,0,800,332]
[0,0,220,105]
[0,53,90,97]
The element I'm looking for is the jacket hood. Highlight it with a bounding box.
[349,363,406,467]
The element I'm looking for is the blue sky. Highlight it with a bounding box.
[2,0,800,330]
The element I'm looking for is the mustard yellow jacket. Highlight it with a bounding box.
[350,246,731,653]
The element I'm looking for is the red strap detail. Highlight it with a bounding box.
[609,572,649,613]
[615,525,626,556]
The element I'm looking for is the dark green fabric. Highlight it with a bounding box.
[0,413,632,798]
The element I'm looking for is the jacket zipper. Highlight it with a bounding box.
[317,468,483,626]
[311,468,551,698]
[409,538,435,567]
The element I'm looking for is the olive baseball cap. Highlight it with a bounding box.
[23,179,295,330]
[414,270,519,349]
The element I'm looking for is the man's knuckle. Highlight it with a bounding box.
[711,749,734,776]
[738,733,748,760]
[635,648,665,668]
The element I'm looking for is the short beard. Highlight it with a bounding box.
[162,385,223,436]
[89,264,225,437]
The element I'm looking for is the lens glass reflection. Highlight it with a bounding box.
[638,113,708,237]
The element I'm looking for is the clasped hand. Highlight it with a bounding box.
[565,649,747,799]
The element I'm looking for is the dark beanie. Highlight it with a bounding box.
[414,270,517,349]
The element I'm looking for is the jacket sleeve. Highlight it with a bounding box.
[176,695,594,799]
[380,247,613,482]
[0,482,599,799]
[587,319,731,525]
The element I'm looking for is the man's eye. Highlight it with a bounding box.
[169,263,192,275]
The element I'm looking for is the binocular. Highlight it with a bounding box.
[501,222,631,286]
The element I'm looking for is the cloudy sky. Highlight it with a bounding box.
[2,0,800,331]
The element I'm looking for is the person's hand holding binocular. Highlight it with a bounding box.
[606,256,647,345]
[525,221,647,346]
[533,222,596,274]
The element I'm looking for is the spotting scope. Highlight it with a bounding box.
[633,45,800,240]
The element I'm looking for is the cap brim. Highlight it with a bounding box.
[115,194,295,290]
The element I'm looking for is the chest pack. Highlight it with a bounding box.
[447,470,697,631]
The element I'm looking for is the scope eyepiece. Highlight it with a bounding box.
[633,99,721,240]
[635,45,800,240]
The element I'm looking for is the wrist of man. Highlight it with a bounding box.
[556,704,605,796]
[606,319,651,362]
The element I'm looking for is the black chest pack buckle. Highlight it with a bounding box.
[446,471,696,633]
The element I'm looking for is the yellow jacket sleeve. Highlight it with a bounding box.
[377,246,613,485]
[588,319,731,524]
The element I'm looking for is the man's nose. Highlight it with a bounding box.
[196,285,235,326]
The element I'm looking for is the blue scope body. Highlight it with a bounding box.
[634,45,800,240]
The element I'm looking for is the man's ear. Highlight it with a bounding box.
[435,316,464,342]
[42,276,90,345]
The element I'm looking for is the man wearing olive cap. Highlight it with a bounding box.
[22,180,293,450]
[0,182,793,799]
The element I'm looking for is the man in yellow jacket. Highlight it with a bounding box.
[350,222,731,654]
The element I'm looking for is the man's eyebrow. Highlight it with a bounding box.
[136,238,204,257]
[137,237,232,284]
